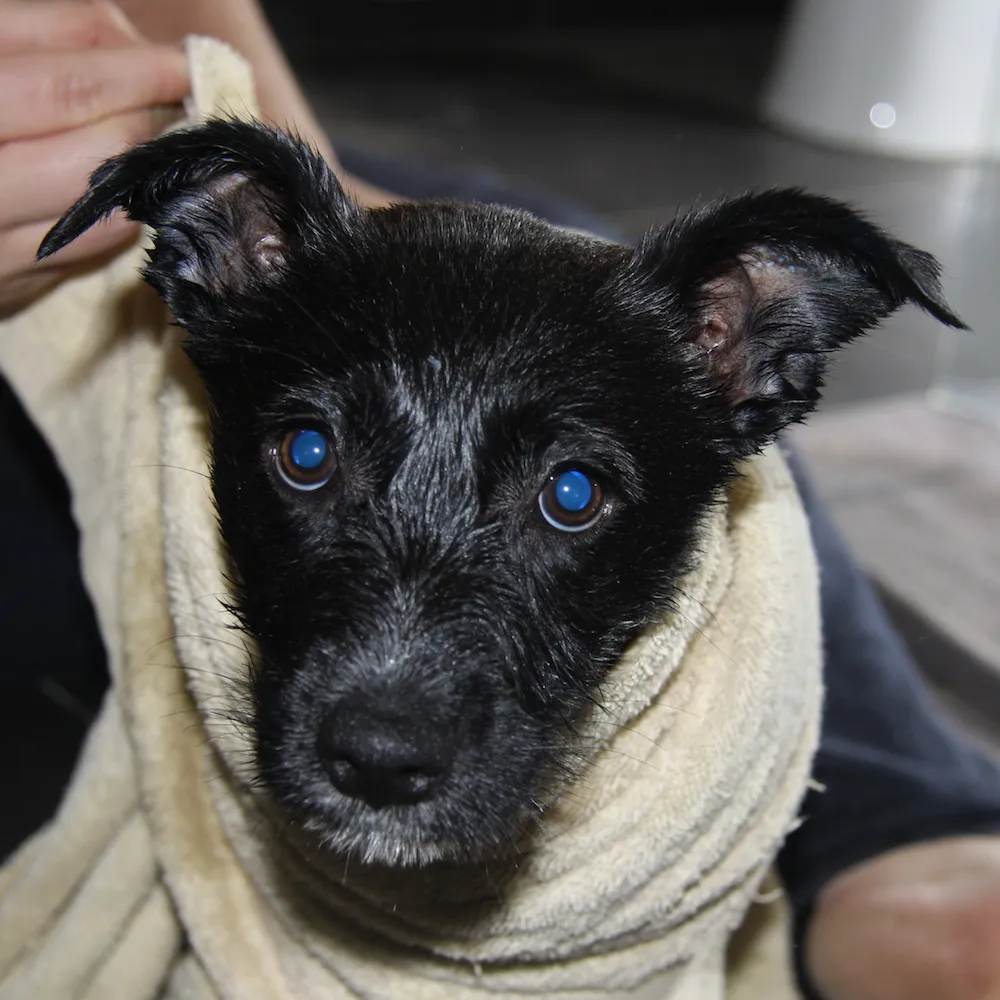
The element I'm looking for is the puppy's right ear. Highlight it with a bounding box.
[39,118,356,327]
[622,190,966,458]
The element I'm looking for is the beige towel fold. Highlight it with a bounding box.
[0,37,819,1000]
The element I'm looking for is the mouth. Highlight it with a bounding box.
[252,691,575,868]
[244,619,608,868]
[290,779,479,867]
[258,754,546,867]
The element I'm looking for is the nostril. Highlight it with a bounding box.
[324,756,364,799]
[316,702,455,807]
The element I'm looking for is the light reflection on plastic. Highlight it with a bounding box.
[870,102,897,129]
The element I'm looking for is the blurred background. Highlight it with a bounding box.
[261,0,1000,744]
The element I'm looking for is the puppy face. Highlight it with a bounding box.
[42,122,963,866]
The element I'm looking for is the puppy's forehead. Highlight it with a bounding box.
[253,204,679,474]
[271,207,679,452]
[344,204,629,328]
[293,206,639,389]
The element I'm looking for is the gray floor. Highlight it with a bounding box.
[269,15,1000,745]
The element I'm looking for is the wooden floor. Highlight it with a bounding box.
[792,397,1000,751]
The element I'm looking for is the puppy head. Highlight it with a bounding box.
[42,120,964,866]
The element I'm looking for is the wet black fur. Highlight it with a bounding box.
[41,120,964,867]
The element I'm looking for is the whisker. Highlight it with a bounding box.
[134,463,211,480]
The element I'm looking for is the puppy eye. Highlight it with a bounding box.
[538,468,605,532]
[274,428,336,491]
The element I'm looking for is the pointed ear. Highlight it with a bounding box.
[38,118,356,327]
[628,189,966,456]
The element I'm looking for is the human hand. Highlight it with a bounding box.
[0,0,190,315]
[113,0,401,212]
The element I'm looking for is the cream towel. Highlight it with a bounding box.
[0,38,820,1000]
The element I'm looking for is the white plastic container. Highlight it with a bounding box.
[763,0,1000,160]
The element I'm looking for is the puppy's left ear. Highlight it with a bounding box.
[38,118,355,328]
[628,189,966,456]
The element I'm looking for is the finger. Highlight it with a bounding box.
[1,211,140,279]
[0,103,183,227]
[341,172,404,210]
[0,214,138,317]
[0,44,189,140]
[0,1,140,55]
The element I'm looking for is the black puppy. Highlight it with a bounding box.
[41,120,962,868]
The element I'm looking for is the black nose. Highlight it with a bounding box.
[316,700,456,807]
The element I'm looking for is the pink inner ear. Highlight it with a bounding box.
[686,254,809,405]
[252,233,286,271]
[686,265,756,403]
[201,172,289,288]
[230,182,287,273]
[692,316,730,354]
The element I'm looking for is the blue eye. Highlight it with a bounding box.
[275,428,336,490]
[289,429,327,469]
[538,468,604,532]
